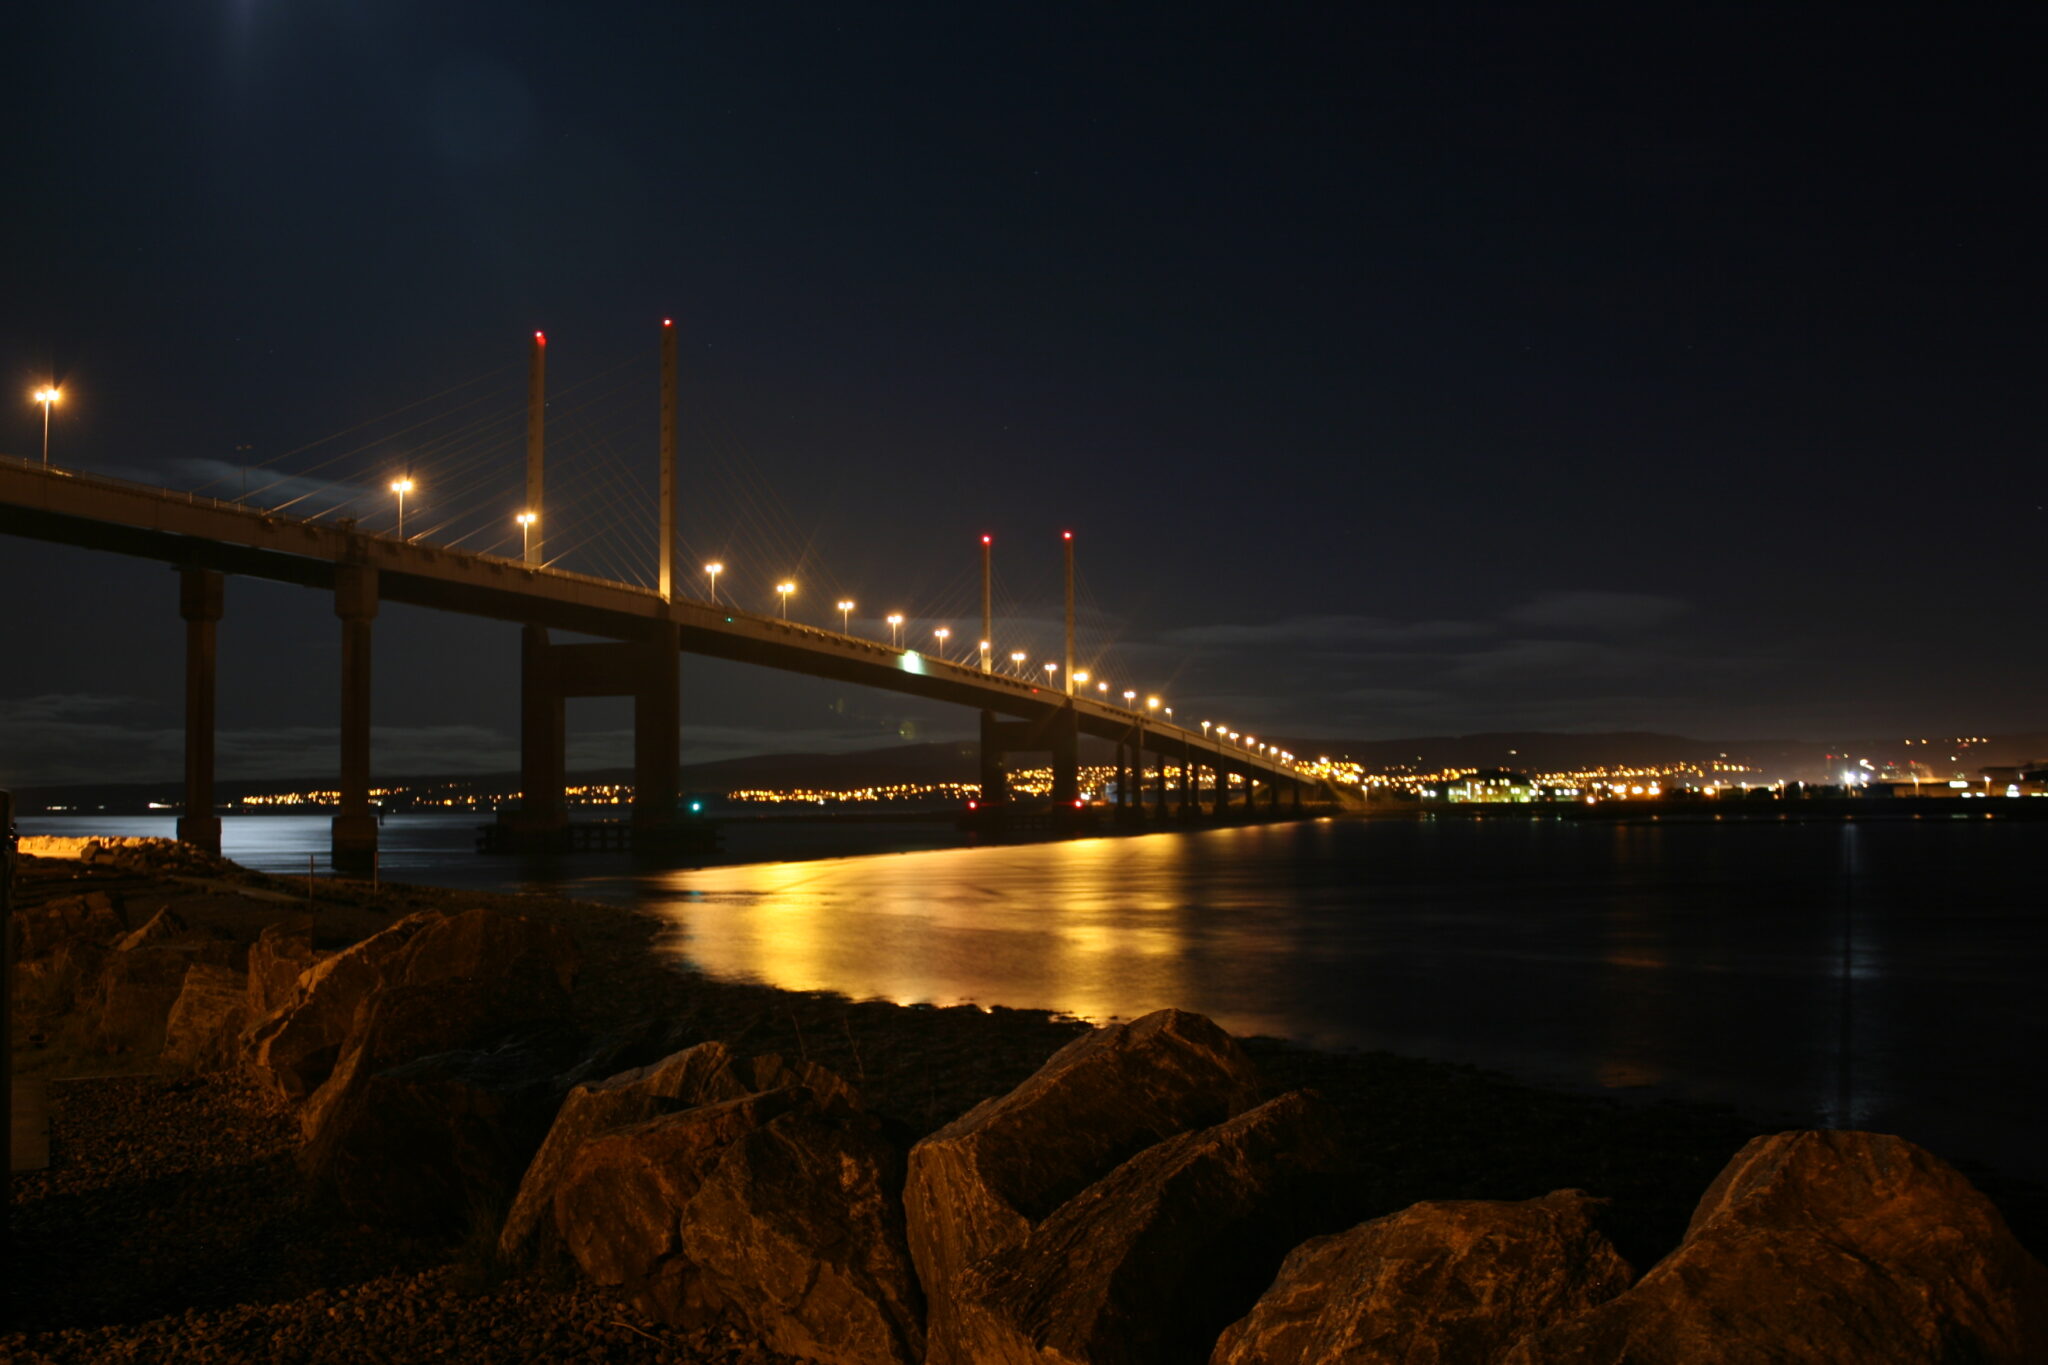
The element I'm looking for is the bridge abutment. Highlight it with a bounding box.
[977,705,1079,807]
[331,564,379,871]
[177,566,224,855]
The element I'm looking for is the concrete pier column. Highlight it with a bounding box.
[176,567,224,854]
[519,624,568,832]
[331,564,379,871]
[1050,707,1080,805]
[632,622,681,830]
[978,709,1008,804]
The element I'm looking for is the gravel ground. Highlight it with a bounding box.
[8,846,2044,1359]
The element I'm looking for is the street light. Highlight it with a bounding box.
[1123,689,1137,710]
[390,477,414,540]
[837,599,856,633]
[1072,670,1090,687]
[1044,662,1059,685]
[1097,681,1109,695]
[1146,696,1161,714]
[516,511,537,559]
[934,626,951,657]
[32,386,61,466]
[1010,650,1028,676]
[705,562,723,604]
[1201,720,1212,740]
[979,639,991,671]
[887,613,905,647]
[776,581,795,617]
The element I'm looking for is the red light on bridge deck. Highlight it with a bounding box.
[967,800,979,811]
[1072,799,1084,809]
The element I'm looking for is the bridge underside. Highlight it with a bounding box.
[2,487,1328,865]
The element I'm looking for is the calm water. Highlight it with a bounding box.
[20,810,2046,1183]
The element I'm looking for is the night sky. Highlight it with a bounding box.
[4,4,2044,785]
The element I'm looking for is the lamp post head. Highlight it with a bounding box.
[33,386,61,405]
[517,511,537,527]
[1146,696,1161,711]
[390,478,413,495]
[705,561,722,574]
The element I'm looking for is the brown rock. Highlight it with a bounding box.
[906,1008,1263,1362]
[300,1022,591,1236]
[242,910,444,1102]
[681,1106,924,1365]
[555,1087,810,1302]
[245,917,319,1020]
[15,890,127,958]
[1211,1189,1634,1365]
[1503,1130,2048,1364]
[162,963,252,1072]
[87,910,237,1057]
[949,1089,1345,1365]
[499,1039,819,1268]
[291,911,583,1138]
[114,905,191,952]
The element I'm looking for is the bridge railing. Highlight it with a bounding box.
[0,453,658,600]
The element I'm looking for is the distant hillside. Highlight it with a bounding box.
[15,730,2045,813]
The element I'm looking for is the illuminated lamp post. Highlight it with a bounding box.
[934,626,951,657]
[776,581,795,617]
[516,511,537,560]
[978,639,991,671]
[1123,689,1138,711]
[887,613,905,647]
[838,599,856,633]
[1201,720,1212,740]
[1010,650,1028,677]
[1044,662,1059,685]
[390,477,414,540]
[705,562,723,604]
[32,386,61,466]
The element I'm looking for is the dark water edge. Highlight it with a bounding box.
[19,810,2048,1204]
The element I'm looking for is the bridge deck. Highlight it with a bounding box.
[0,457,1306,780]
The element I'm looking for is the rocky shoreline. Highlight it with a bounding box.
[7,836,2047,1362]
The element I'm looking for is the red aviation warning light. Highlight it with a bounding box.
[534,331,546,345]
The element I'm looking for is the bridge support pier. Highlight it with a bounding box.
[331,565,379,871]
[505,622,681,846]
[177,567,224,855]
[977,706,1078,808]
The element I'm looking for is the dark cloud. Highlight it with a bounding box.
[1503,592,1690,634]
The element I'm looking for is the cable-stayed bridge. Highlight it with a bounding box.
[1,329,1332,866]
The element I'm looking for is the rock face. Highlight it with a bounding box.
[300,1022,591,1236]
[681,1106,924,1365]
[1211,1189,1634,1365]
[162,963,252,1072]
[948,1089,1345,1365]
[245,917,320,1020]
[15,889,127,958]
[89,909,237,1056]
[500,1040,847,1263]
[906,1008,1263,1362]
[1503,1130,2048,1364]
[549,1055,921,1365]
[243,911,444,1102]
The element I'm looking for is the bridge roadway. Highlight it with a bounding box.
[1,458,1318,860]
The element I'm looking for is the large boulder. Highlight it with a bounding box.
[300,1022,591,1236]
[162,963,252,1072]
[1211,1189,1634,1365]
[906,1008,1263,1361]
[293,911,583,1142]
[948,1089,1346,1365]
[243,911,444,1102]
[557,1087,811,1307]
[89,909,237,1056]
[245,917,320,1020]
[15,890,127,958]
[549,1057,920,1365]
[499,1040,854,1263]
[1504,1130,2048,1364]
[680,1106,924,1365]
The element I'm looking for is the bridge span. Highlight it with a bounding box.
[1,455,1328,866]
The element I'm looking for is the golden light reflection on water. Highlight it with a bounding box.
[644,832,1229,1026]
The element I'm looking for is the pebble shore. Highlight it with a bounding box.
[7,851,2044,1360]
